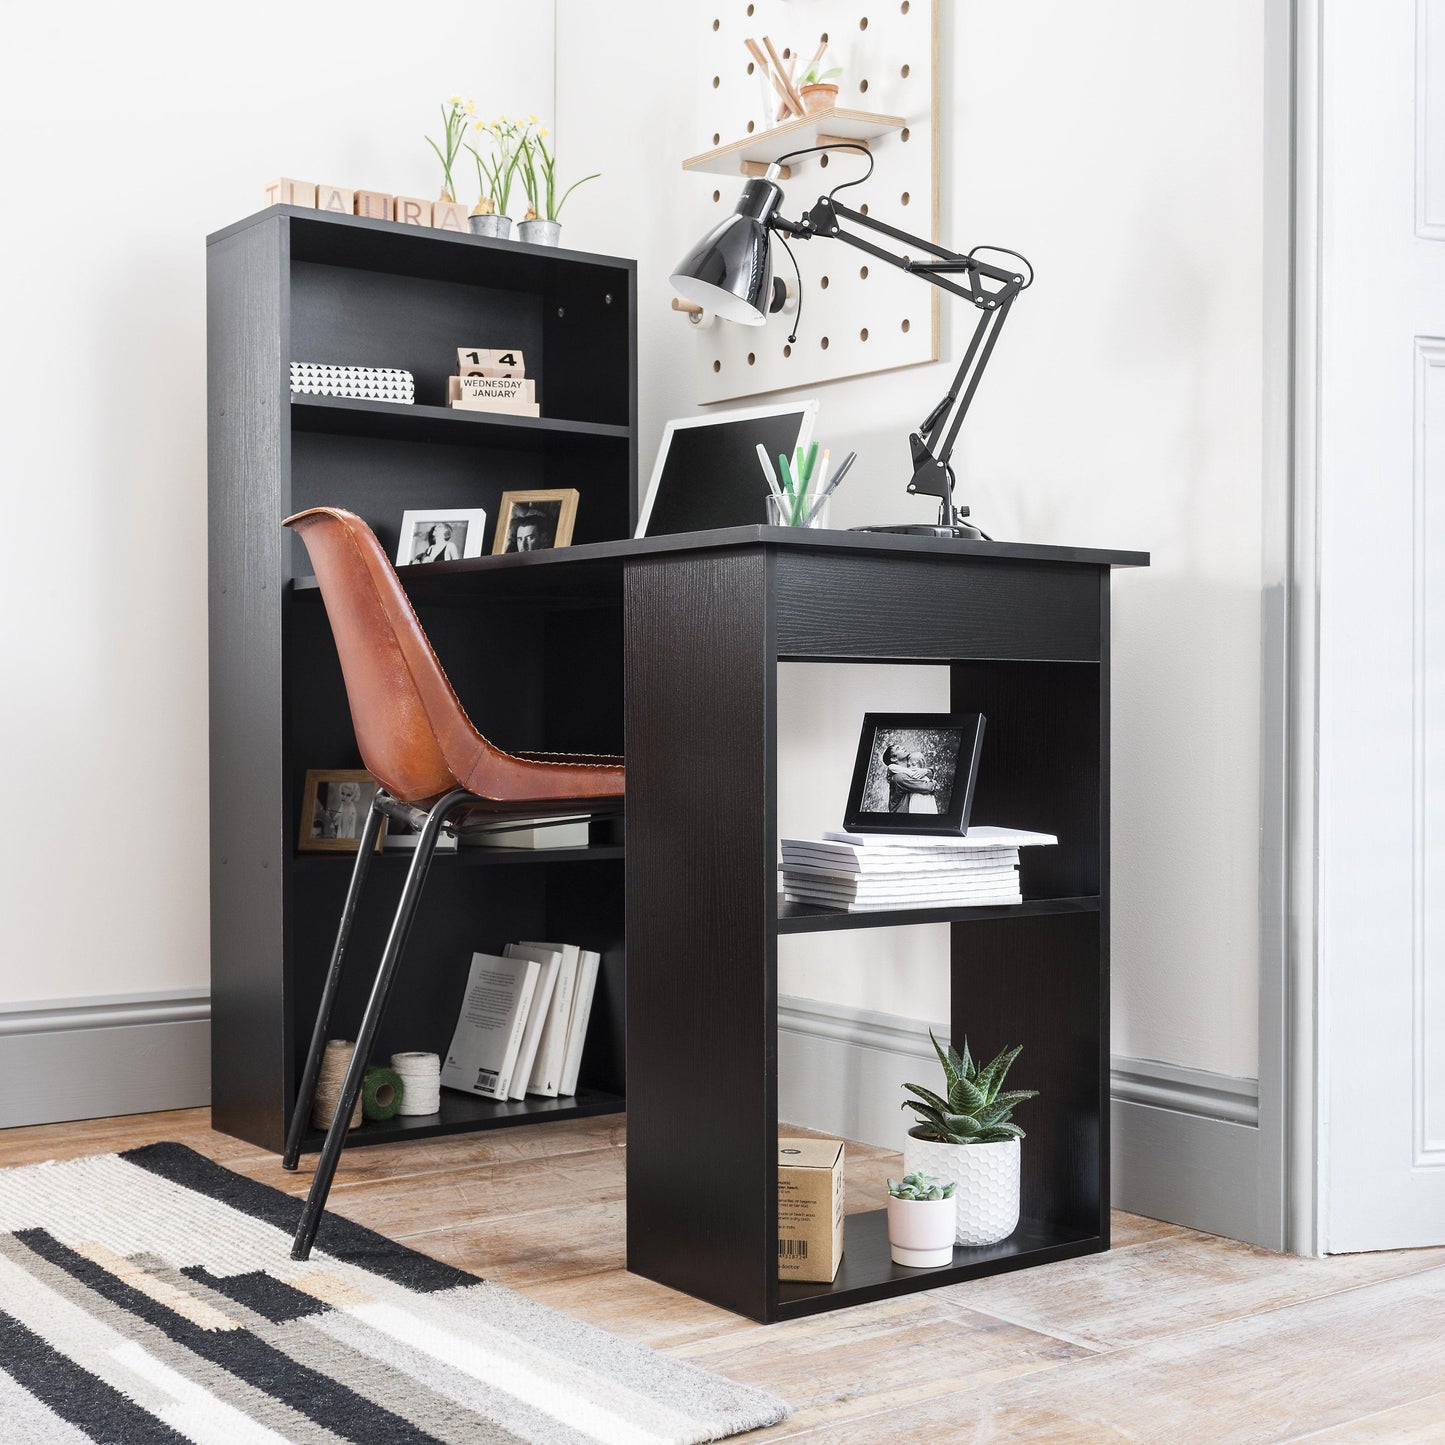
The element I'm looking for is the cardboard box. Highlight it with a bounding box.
[777,1137,844,1282]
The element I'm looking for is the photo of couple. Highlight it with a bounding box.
[843,712,987,837]
[860,730,961,816]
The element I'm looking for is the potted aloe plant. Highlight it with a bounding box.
[515,123,600,246]
[901,1031,1038,1246]
[466,116,526,239]
[886,1172,957,1267]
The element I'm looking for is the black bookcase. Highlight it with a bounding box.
[206,206,637,1153]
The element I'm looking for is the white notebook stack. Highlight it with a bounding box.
[440,942,602,1102]
[779,826,1058,913]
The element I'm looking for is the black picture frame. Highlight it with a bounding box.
[842,711,986,835]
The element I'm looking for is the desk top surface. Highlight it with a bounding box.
[402,526,1149,586]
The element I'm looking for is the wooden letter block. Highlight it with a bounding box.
[316,185,354,214]
[393,196,432,227]
[353,190,393,220]
[432,200,468,233]
[263,178,317,209]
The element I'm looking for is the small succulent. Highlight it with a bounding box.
[902,1030,1038,1145]
[800,62,843,86]
[888,1171,956,1202]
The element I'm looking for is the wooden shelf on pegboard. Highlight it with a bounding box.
[681,107,907,177]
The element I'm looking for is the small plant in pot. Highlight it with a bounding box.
[799,59,843,114]
[886,1172,957,1268]
[466,116,526,239]
[901,1031,1038,1246]
[516,123,600,246]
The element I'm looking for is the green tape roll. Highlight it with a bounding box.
[361,1065,403,1122]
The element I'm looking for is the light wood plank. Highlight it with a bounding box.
[932,1229,1445,1350]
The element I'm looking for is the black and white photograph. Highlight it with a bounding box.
[492,488,579,554]
[843,712,987,836]
[395,508,488,566]
[296,769,386,853]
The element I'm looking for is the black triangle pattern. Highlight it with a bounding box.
[289,363,415,404]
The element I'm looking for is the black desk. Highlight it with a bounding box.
[389,527,1147,1322]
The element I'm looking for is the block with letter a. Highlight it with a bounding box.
[263,178,317,208]
[432,200,468,232]
[316,185,354,214]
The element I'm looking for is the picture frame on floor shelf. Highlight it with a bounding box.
[396,508,488,566]
[492,488,579,554]
[842,712,987,836]
[298,770,386,853]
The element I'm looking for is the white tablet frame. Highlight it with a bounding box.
[635,400,819,538]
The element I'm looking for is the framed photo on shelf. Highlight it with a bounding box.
[297,769,386,853]
[842,712,987,836]
[492,488,579,554]
[396,508,488,566]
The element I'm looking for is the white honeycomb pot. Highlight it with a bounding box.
[902,1131,1020,1246]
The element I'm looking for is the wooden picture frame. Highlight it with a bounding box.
[492,488,580,554]
[297,769,386,853]
[842,712,986,835]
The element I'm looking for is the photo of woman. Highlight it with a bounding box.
[843,712,987,836]
[410,521,460,564]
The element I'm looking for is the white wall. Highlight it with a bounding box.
[1,1,1267,1085]
[0,2,555,1006]
[561,0,1266,1079]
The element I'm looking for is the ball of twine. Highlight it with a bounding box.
[311,1039,363,1131]
[391,1051,441,1116]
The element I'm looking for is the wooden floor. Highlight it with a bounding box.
[4,1109,1445,1442]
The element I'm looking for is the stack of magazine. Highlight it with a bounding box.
[779,826,1058,913]
[440,943,601,1103]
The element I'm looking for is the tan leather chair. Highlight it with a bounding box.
[280,506,623,1260]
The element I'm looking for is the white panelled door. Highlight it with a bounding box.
[1317,0,1445,1250]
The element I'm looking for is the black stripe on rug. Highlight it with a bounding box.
[14,1228,442,1445]
[0,1307,190,1445]
[120,1141,470,1293]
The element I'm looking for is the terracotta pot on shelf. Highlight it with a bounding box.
[801,83,839,114]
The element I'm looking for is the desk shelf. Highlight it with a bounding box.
[777,894,1101,934]
[682,108,907,176]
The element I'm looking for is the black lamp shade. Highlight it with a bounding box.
[670,179,782,326]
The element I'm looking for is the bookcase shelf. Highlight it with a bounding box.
[299,1086,626,1151]
[207,207,637,1156]
[290,393,633,449]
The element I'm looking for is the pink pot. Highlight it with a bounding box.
[801,83,839,115]
[887,1194,956,1267]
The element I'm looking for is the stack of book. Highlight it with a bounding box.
[440,942,602,1103]
[779,826,1058,913]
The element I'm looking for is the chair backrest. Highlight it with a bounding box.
[283,507,480,803]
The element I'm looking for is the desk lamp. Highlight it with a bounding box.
[670,144,1032,539]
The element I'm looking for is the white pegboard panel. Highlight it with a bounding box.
[683,0,938,404]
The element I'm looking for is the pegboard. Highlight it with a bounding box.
[682,0,939,404]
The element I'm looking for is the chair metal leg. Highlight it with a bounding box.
[290,788,471,1261]
[282,795,386,1171]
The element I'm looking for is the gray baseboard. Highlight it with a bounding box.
[778,994,1268,1245]
[0,989,211,1129]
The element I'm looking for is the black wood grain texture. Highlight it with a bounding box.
[207,218,290,1152]
[775,552,1102,661]
[208,209,639,1153]
[950,660,1102,898]
[951,912,1104,1235]
[624,548,778,1322]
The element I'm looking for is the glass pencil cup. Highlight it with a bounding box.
[766,493,832,529]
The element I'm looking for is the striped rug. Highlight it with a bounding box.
[0,1143,787,1443]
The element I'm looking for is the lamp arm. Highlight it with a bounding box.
[771,196,1026,526]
